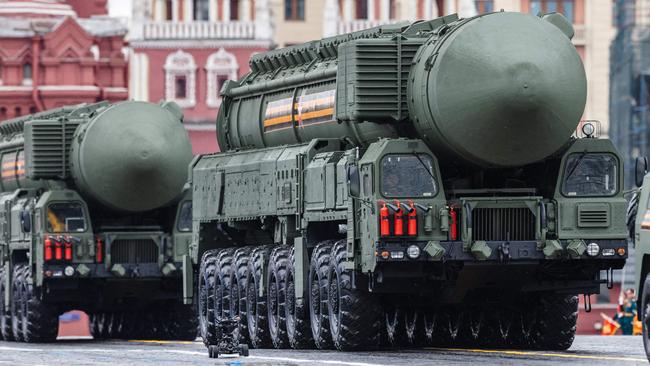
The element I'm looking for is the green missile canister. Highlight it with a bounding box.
[216,11,585,168]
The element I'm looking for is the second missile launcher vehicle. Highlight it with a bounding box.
[0,101,195,342]
[188,11,628,350]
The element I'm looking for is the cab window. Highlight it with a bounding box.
[381,154,437,198]
[177,201,192,232]
[47,202,86,233]
[562,153,618,197]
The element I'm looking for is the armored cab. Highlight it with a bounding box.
[0,101,195,342]
[191,11,627,352]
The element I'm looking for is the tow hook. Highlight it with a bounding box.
[497,242,511,263]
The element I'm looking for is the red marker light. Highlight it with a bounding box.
[44,236,52,261]
[64,236,72,261]
[407,201,417,236]
[450,208,458,241]
[394,200,404,236]
[96,237,103,263]
[380,202,390,236]
[54,236,62,260]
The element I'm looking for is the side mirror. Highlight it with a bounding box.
[636,156,648,188]
[347,165,361,198]
[21,210,31,233]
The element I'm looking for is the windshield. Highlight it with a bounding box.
[177,201,192,232]
[562,153,618,197]
[381,154,437,198]
[47,202,87,233]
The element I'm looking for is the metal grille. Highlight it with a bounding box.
[472,208,535,241]
[578,209,609,227]
[111,239,158,264]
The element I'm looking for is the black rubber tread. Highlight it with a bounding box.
[642,273,650,361]
[529,294,578,350]
[384,306,406,348]
[308,240,335,349]
[267,245,290,349]
[90,312,108,339]
[198,249,219,345]
[327,240,382,351]
[20,266,59,342]
[627,190,640,240]
[246,245,273,348]
[285,246,314,349]
[421,310,437,346]
[10,264,25,341]
[456,305,486,348]
[403,307,426,348]
[215,249,236,321]
[0,268,9,341]
[232,246,253,344]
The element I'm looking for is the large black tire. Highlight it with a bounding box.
[20,266,59,342]
[215,249,236,321]
[90,312,109,339]
[267,246,289,349]
[198,250,219,345]
[627,190,640,240]
[327,240,382,350]
[246,245,272,348]
[10,265,25,341]
[0,268,9,341]
[404,307,426,348]
[529,293,578,350]
[642,274,650,362]
[308,240,334,349]
[384,306,406,347]
[233,247,253,344]
[285,246,313,349]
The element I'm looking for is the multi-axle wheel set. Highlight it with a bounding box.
[198,240,580,351]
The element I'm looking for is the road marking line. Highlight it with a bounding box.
[247,355,391,366]
[127,339,197,345]
[428,347,648,362]
[0,346,44,352]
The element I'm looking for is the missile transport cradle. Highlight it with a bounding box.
[186,11,628,351]
[0,101,196,342]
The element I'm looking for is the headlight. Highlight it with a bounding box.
[390,251,404,259]
[586,242,600,257]
[64,266,75,277]
[407,245,421,259]
[582,122,595,137]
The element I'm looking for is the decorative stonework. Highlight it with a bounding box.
[205,48,238,108]
[164,49,196,108]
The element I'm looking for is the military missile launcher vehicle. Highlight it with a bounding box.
[0,101,195,342]
[188,11,628,351]
[628,158,650,360]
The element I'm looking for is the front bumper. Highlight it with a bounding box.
[376,239,627,265]
[42,262,182,279]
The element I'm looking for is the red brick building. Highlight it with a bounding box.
[0,0,128,121]
[129,0,274,154]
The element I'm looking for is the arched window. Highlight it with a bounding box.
[194,0,210,20]
[164,50,197,108]
[206,48,239,108]
[23,63,32,85]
